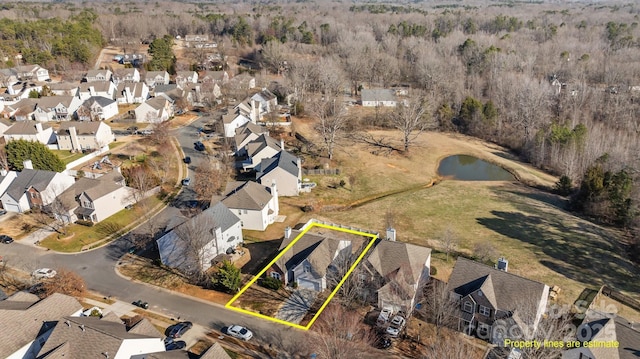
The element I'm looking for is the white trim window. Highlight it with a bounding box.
[463,301,473,313]
[479,305,491,316]
[270,272,281,280]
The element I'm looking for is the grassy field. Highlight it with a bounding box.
[281,123,640,304]
[51,149,86,165]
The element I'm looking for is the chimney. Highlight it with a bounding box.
[386,228,396,241]
[280,138,284,150]
[35,122,43,132]
[69,126,80,151]
[23,159,33,170]
[284,226,292,239]
[0,168,6,176]
[497,257,509,272]
[103,352,109,359]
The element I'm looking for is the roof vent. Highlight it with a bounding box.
[80,324,85,332]
[497,257,508,272]
[65,320,71,327]
[103,352,109,359]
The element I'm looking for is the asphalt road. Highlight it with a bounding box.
[1,115,310,357]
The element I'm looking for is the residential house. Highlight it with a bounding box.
[0,292,83,359]
[55,170,134,223]
[185,34,209,43]
[78,81,117,101]
[447,257,550,344]
[116,82,149,104]
[34,314,165,358]
[223,110,251,138]
[251,89,278,114]
[0,118,11,137]
[200,70,230,85]
[361,89,397,107]
[235,98,262,123]
[112,68,141,84]
[135,97,173,123]
[266,226,365,291]
[0,168,17,200]
[256,150,302,196]
[221,180,279,231]
[363,236,432,314]
[3,120,55,145]
[562,310,640,359]
[198,342,233,359]
[84,69,113,82]
[232,122,268,153]
[239,133,283,170]
[77,96,118,121]
[56,121,115,151]
[0,161,75,213]
[156,86,193,112]
[157,202,243,273]
[145,71,170,88]
[0,64,50,86]
[175,71,198,87]
[6,81,43,97]
[33,96,83,121]
[228,73,256,90]
[48,81,80,96]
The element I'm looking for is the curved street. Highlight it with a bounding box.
[1,114,308,357]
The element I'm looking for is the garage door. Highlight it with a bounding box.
[297,278,320,291]
[2,203,20,213]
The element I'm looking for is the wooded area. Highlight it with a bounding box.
[0,0,639,255]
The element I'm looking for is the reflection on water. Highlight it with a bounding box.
[438,155,514,181]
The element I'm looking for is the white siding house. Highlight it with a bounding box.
[56,121,115,151]
[221,181,279,231]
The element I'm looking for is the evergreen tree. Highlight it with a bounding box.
[5,139,65,172]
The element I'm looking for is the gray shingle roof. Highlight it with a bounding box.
[84,95,115,107]
[577,310,640,359]
[0,293,83,359]
[57,175,124,211]
[34,95,75,109]
[222,181,273,211]
[367,240,431,285]
[58,120,104,135]
[447,257,548,312]
[257,150,300,180]
[4,120,51,135]
[361,89,396,102]
[199,342,233,359]
[246,134,282,157]
[4,169,57,201]
[37,316,162,359]
[79,81,112,93]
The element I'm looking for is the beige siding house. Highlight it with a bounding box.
[221,181,279,231]
[135,97,173,123]
[256,150,302,196]
[56,121,115,151]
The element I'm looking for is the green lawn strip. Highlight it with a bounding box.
[317,180,639,303]
[50,150,86,165]
[40,197,162,252]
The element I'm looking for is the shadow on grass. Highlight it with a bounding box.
[243,239,280,275]
[476,208,640,296]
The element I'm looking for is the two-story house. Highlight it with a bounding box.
[134,97,173,123]
[447,257,550,344]
[3,121,55,145]
[55,170,134,223]
[221,180,279,231]
[157,202,243,273]
[56,121,115,151]
[77,96,118,121]
[84,69,113,82]
[256,150,302,196]
[115,82,149,104]
[144,71,170,88]
[240,134,283,170]
[112,68,141,84]
[175,71,198,87]
[78,81,116,101]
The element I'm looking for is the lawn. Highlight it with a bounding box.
[51,149,86,165]
[281,123,640,304]
[39,197,162,252]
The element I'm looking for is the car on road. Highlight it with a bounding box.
[1,235,14,244]
[132,300,149,309]
[32,268,56,279]
[194,141,205,151]
[181,178,191,186]
[183,156,191,164]
[165,339,187,351]
[226,325,253,341]
[168,321,193,338]
[386,315,406,337]
[376,336,392,349]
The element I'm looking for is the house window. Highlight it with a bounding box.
[477,322,490,339]
[463,301,473,313]
[304,264,311,273]
[30,192,38,199]
[227,236,236,243]
[271,272,281,280]
[479,305,491,316]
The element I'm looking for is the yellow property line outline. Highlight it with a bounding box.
[225,222,378,330]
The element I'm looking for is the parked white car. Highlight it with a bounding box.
[227,325,253,341]
[32,268,57,279]
[386,315,406,337]
[377,307,393,326]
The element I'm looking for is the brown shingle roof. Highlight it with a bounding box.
[58,121,104,135]
[366,240,431,285]
[4,120,51,135]
[199,342,233,359]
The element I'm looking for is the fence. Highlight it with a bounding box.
[302,168,341,176]
[64,145,110,172]
[302,218,379,237]
[600,285,640,313]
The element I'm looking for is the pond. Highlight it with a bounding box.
[437,155,515,181]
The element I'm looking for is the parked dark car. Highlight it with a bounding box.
[194,141,205,151]
[0,235,14,244]
[0,209,7,216]
[183,156,191,164]
[132,300,149,309]
[165,340,187,350]
[168,321,193,338]
[376,336,392,349]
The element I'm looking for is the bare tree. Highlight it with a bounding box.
[419,279,458,336]
[391,94,434,153]
[149,120,171,146]
[310,94,348,161]
[40,268,86,299]
[440,226,460,262]
[193,159,228,206]
[473,241,498,263]
[260,40,288,75]
[124,165,157,204]
[310,303,378,359]
[0,146,8,171]
[173,212,219,283]
[421,329,484,359]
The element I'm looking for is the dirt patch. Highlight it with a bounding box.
[229,284,289,317]
[0,214,39,239]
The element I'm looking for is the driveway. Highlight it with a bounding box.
[275,289,318,324]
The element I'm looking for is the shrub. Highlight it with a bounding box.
[430,265,438,276]
[76,220,94,227]
[261,276,282,290]
[555,175,573,196]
